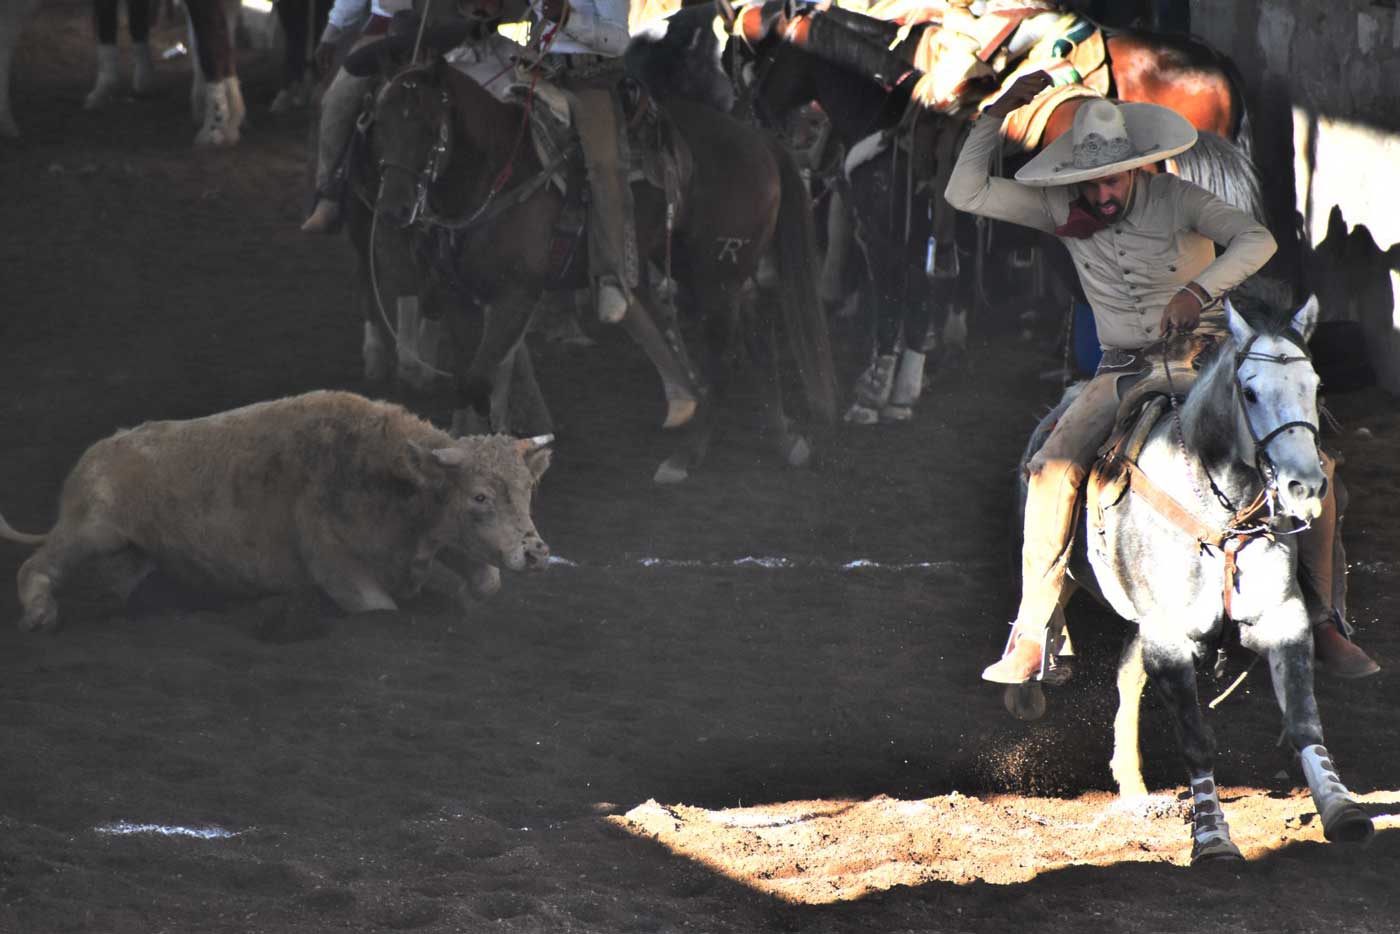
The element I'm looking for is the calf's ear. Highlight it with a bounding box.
[394,441,452,487]
[525,447,552,481]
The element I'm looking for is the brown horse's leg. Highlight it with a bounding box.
[617,294,701,431]
[451,289,536,437]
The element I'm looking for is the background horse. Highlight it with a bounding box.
[368,57,836,483]
[0,0,244,144]
[1018,285,1373,863]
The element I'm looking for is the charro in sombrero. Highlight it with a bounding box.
[1014,97,1198,187]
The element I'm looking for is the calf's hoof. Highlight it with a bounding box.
[662,398,696,430]
[468,563,502,599]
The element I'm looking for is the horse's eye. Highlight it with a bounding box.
[1242,387,1259,405]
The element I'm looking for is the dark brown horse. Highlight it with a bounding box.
[366,58,836,483]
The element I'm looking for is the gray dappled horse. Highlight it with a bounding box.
[1015,290,1374,864]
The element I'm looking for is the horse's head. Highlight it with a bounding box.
[1224,292,1325,521]
[371,62,455,228]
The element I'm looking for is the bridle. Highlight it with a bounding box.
[1231,329,1319,486]
[374,72,455,228]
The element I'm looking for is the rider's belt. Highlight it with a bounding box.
[362,13,392,36]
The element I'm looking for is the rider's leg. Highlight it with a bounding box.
[1298,455,1379,678]
[983,371,1120,683]
[568,83,637,324]
[302,54,371,232]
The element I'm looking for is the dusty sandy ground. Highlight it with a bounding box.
[3,3,1400,932]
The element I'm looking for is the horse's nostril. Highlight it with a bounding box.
[1286,479,1310,500]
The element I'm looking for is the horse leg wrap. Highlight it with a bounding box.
[1188,773,1241,864]
[1299,745,1374,844]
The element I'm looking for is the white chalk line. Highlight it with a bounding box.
[545,555,994,572]
[95,821,240,840]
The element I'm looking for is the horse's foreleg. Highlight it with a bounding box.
[1241,602,1374,844]
[453,294,536,437]
[1110,630,1149,797]
[1141,639,1241,863]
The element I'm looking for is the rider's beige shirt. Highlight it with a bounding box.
[945,114,1277,350]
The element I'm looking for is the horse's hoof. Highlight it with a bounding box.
[1003,683,1046,721]
[1190,838,1244,865]
[1322,802,1375,844]
[662,398,697,430]
[782,435,812,468]
[653,459,690,485]
[843,403,879,425]
[879,404,914,422]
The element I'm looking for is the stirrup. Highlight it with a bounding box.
[999,622,1073,685]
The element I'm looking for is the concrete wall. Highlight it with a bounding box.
[1191,0,1400,392]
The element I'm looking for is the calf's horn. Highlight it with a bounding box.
[516,434,555,453]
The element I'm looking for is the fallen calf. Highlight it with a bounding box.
[0,390,551,631]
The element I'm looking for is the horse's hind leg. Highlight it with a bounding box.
[741,283,810,468]
[1241,602,1374,844]
[1110,630,1149,797]
[1140,637,1242,863]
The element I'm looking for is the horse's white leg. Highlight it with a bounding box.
[1110,630,1149,797]
[1244,600,1375,844]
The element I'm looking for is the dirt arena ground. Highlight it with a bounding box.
[3,3,1400,931]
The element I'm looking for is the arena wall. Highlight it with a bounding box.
[1191,0,1400,392]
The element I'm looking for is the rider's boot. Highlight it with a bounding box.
[881,348,926,421]
[844,353,896,424]
[301,197,342,234]
[1298,455,1379,679]
[131,41,157,97]
[596,276,630,324]
[1313,614,1379,679]
[983,460,1086,683]
[84,44,122,110]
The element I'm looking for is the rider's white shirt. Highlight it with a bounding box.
[446,34,526,101]
[323,0,414,45]
[529,0,630,57]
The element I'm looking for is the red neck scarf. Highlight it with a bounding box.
[1054,199,1110,239]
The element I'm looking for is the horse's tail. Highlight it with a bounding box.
[767,136,839,424]
[1212,43,1255,160]
[1169,130,1267,225]
[0,510,47,546]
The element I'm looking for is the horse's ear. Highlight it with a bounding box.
[1224,296,1255,346]
[716,0,738,32]
[1291,294,1320,343]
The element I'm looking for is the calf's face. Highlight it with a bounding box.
[404,437,551,571]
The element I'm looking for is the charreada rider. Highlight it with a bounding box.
[945,71,1381,685]
[303,0,637,328]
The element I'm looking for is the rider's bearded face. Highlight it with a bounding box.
[1078,170,1136,222]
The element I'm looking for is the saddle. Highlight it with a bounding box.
[517,75,694,286]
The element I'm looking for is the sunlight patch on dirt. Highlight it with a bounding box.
[613,790,1400,902]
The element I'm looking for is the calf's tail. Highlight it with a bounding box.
[0,510,46,546]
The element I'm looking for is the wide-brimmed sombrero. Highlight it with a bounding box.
[343,13,476,77]
[1014,98,1198,187]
